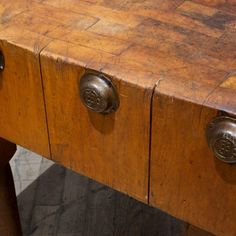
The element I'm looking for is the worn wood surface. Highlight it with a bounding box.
[0,24,51,157]
[37,0,236,115]
[0,0,235,234]
[0,0,235,120]
[0,138,21,235]
[150,91,236,236]
[40,51,152,202]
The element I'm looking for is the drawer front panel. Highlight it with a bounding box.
[41,54,152,202]
[150,92,236,236]
[0,40,50,157]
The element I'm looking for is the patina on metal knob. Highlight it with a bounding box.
[206,116,236,163]
[79,72,119,114]
[0,51,5,72]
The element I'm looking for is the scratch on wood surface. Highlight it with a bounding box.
[220,73,236,90]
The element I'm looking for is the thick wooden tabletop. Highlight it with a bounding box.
[0,0,236,113]
[0,1,236,235]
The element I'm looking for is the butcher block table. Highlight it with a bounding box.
[0,0,236,235]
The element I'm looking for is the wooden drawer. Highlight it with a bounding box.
[40,41,153,202]
[1,0,236,234]
[0,28,50,157]
[150,68,236,236]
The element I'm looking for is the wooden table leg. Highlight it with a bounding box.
[0,138,22,235]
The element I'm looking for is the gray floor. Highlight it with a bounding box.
[10,147,187,236]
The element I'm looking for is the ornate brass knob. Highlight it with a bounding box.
[79,72,119,114]
[206,116,236,163]
[0,51,4,72]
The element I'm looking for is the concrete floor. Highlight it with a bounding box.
[10,147,187,236]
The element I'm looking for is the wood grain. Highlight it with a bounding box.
[150,89,236,236]
[40,41,154,202]
[0,0,235,234]
[0,26,51,157]
[0,0,234,119]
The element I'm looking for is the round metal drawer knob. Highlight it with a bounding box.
[79,73,119,114]
[0,51,5,72]
[206,116,236,163]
